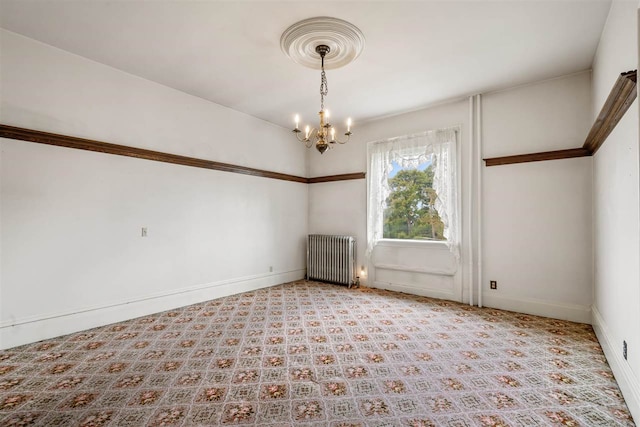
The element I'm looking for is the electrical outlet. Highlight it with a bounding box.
[623,340,627,360]
[490,280,497,290]
[269,266,273,273]
[141,227,148,237]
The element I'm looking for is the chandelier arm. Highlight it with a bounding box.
[293,130,306,143]
[332,132,352,144]
[294,126,319,146]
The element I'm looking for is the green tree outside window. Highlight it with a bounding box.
[383,166,445,240]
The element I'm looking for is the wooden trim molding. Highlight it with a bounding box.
[484,148,591,167]
[0,124,365,184]
[307,173,366,184]
[484,70,637,167]
[583,70,637,154]
[0,124,307,183]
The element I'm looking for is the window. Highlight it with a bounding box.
[367,128,459,256]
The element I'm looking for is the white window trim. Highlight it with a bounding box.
[375,238,450,250]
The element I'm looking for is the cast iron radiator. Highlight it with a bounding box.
[307,234,356,286]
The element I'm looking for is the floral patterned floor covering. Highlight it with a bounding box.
[0,280,635,426]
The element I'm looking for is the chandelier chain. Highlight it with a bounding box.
[320,55,328,112]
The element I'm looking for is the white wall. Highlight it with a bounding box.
[308,72,594,323]
[0,30,308,349]
[482,72,593,322]
[591,0,640,421]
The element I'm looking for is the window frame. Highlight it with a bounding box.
[376,238,450,250]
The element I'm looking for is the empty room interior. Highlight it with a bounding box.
[1,1,639,426]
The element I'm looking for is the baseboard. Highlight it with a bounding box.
[371,280,458,301]
[592,306,640,423]
[0,269,305,350]
[481,293,591,324]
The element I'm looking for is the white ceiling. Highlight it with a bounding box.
[0,1,612,130]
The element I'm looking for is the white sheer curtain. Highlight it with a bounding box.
[366,127,460,258]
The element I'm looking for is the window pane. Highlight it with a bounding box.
[382,160,445,241]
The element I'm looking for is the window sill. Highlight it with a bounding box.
[375,239,449,250]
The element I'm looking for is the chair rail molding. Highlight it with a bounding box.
[483,70,637,167]
[0,124,365,184]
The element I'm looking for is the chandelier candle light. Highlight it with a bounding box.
[292,45,352,154]
[280,17,365,154]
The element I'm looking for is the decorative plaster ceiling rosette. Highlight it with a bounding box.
[280,17,365,70]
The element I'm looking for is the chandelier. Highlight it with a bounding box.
[292,45,351,154]
[280,17,365,155]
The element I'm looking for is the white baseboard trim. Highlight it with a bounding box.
[0,269,305,350]
[592,306,640,423]
[371,280,457,302]
[481,293,591,324]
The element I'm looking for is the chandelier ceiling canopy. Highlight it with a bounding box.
[281,17,365,154]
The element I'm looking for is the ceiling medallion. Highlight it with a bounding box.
[281,17,364,154]
[280,16,365,70]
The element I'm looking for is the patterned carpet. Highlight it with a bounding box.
[0,280,635,426]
